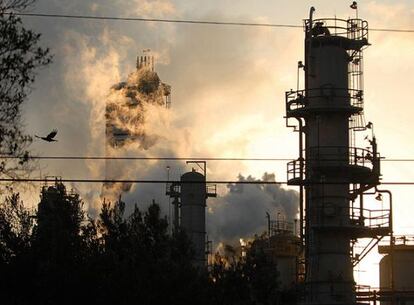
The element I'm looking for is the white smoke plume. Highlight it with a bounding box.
[207,172,299,245]
[102,60,172,201]
[23,0,300,241]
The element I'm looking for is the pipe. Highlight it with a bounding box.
[296,118,304,245]
[375,187,394,305]
[266,212,271,237]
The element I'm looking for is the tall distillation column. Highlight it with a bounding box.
[285,7,389,305]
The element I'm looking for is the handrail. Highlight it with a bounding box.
[287,146,379,182]
[306,18,369,41]
[307,205,390,230]
[307,146,379,170]
[379,235,414,247]
[350,207,391,229]
[286,88,364,113]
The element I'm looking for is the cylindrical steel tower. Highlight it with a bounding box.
[379,237,414,305]
[285,8,390,305]
[180,169,207,267]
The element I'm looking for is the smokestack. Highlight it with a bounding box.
[180,169,207,268]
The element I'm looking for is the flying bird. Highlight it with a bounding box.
[35,129,58,142]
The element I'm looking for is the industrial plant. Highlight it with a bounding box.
[99,7,414,304]
[4,0,414,305]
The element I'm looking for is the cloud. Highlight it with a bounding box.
[22,0,303,241]
[131,0,177,18]
[207,172,298,244]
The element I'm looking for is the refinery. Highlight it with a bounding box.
[1,1,414,305]
[97,5,414,303]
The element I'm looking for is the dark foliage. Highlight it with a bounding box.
[209,249,281,305]
[0,181,296,305]
[0,183,209,305]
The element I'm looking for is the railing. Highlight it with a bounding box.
[166,181,180,197]
[379,235,414,247]
[287,146,379,182]
[206,184,217,198]
[350,207,391,230]
[166,182,217,198]
[356,286,414,304]
[309,205,390,231]
[287,158,305,182]
[269,220,294,235]
[286,88,364,114]
[307,146,378,170]
[305,18,369,42]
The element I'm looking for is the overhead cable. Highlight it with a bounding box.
[11,12,414,33]
[2,177,414,185]
[1,155,414,162]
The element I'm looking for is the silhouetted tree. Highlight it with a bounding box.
[94,199,209,305]
[209,245,282,305]
[0,0,51,183]
[31,181,86,304]
[0,192,36,305]
[0,184,295,305]
[0,192,33,263]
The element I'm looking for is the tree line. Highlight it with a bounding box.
[0,181,297,305]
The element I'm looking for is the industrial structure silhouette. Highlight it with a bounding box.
[4,2,414,305]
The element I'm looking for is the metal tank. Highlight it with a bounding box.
[253,217,302,289]
[378,237,414,305]
[180,169,207,267]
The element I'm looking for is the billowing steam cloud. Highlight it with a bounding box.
[23,0,301,243]
[103,59,171,201]
[106,64,171,149]
[207,172,299,244]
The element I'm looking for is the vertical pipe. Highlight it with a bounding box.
[375,188,394,304]
[296,118,304,246]
[173,197,179,231]
[266,212,271,237]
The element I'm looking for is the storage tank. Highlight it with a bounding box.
[180,169,207,267]
[379,240,414,305]
[256,234,301,289]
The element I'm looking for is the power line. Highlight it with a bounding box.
[1,177,414,185]
[12,12,414,33]
[13,12,301,28]
[0,155,292,161]
[1,155,414,162]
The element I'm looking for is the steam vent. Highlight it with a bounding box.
[285,7,391,305]
[102,53,171,200]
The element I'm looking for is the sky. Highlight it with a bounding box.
[13,0,414,288]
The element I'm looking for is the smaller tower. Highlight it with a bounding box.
[181,170,207,266]
[166,161,216,267]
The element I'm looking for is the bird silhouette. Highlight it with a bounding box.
[35,129,58,142]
